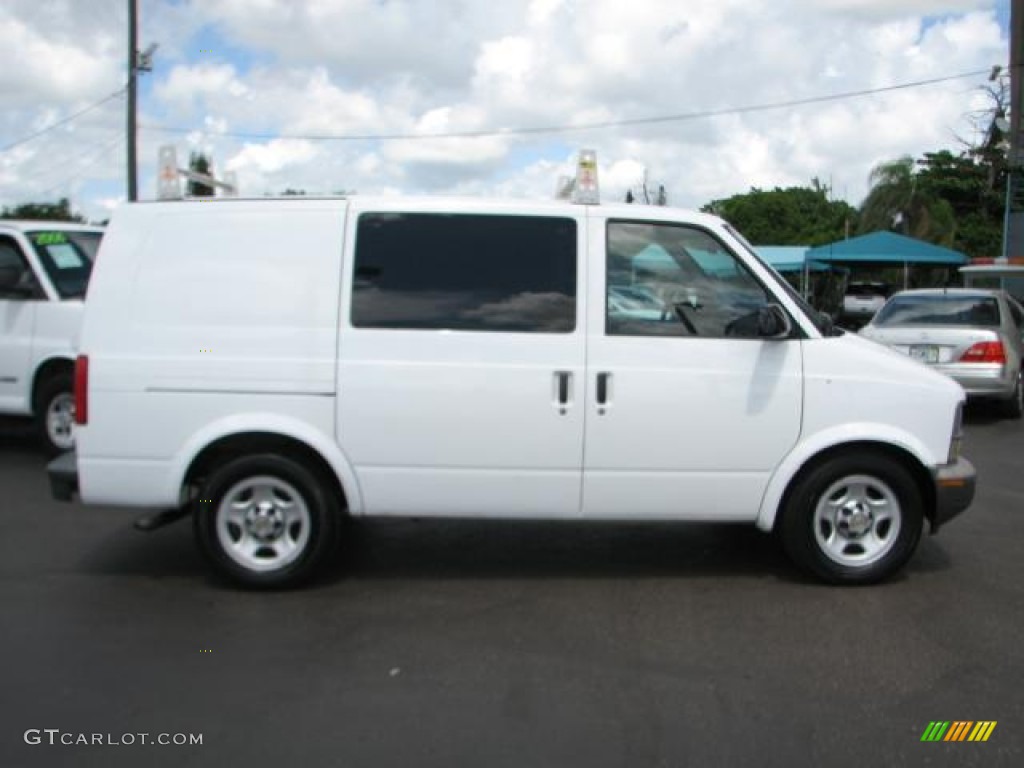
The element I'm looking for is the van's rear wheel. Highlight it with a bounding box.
[35,373,75,456]
[194,454,339,588]
[779,453,923,584]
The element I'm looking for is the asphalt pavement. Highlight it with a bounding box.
[0,408,1021,768]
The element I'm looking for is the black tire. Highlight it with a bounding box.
[193,453,340,589]
[999,372,1023,420]
[34,372,75,456]
[778,453,924,585]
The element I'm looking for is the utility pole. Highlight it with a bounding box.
[127,0,138,201]
[1006,0,1023,258]
[126,1,156,201]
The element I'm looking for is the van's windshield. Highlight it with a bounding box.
[27,230,101,299]
[722,223,836,335]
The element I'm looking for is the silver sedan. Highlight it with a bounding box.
[860,288,1024,419]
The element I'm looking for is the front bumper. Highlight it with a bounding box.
[931,457,976,532]
[48,451,78,502]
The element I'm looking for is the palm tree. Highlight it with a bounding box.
[858,156,956,247]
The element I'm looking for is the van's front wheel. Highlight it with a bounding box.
[194,454,339,588]
[779,454,924,584]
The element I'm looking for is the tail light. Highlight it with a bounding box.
[74,355,88,425]
[959,341,1006,364]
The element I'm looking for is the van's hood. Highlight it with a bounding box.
[833,330,964,397]
[799,332,964,467]
[806,331,966,403]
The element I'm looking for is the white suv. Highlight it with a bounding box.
[49,198,974,588]
[841,281,890,326]
[0,220,103,453]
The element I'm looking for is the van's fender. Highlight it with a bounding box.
[755,423,939,532]
[167,412,365,515]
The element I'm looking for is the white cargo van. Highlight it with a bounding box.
[48,195,975,587]
[0,220,103,453]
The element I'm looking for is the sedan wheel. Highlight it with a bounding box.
[1001,372,1023,419]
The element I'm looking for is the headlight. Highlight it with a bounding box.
[947,401,964,464]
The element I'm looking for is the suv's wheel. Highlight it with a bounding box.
[1000,372,1023,419]
[194,453,340,588]
[779,453,924,584]
[35,373,75,456]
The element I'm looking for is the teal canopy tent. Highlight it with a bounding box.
[805,232,967,289]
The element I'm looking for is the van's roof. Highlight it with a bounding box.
[127,195,726,226]
[0,219,104,233]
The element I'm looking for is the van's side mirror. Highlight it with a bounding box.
[758,304,792,340]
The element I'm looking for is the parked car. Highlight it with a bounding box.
[48,196,974,588]
[840,281,890,326]
[0,220,103,452]
[860,288,1024,418]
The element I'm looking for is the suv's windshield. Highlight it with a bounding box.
[28,230,101,298]
[873,294,1001,327]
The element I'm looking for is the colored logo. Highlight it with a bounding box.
[920,721,996,742]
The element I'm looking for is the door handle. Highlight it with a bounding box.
[596,372,611,407]
[557,371,570,404]
[554,371,572,414]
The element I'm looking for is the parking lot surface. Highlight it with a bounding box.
[0,409,1021,768]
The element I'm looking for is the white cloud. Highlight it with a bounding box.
[805,0,997,19]
[227,138,318,174]
[156,64,249,113]
[0,0,1009,224]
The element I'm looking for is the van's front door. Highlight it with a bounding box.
[582,216,802,520]
[337,205,587,518]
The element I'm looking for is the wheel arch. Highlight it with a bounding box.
[174,421,364,517]
[30,356,74,413]
[758,432,936,533]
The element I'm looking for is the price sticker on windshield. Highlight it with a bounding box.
[32,232,68,246]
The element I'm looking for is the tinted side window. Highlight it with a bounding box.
[606,220,774,338]
[352,213,577,332]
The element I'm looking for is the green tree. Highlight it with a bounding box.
[858,156,956,247]
[187,152,215,197]
[701,183,856,245]
[916,150,1004,258]
[0,198,84,222]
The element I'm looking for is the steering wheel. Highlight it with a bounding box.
[662,289,701,334]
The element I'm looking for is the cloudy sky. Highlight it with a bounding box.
[0,0,1011,223]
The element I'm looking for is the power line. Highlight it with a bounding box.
[139,68,991,143]
[1,88,126,154]
[37,134,126,198]
[30,129,127,190]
